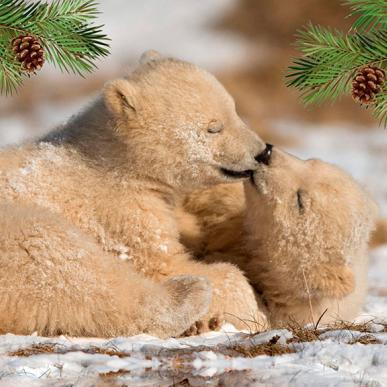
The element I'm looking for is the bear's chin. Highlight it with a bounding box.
[245,173,269,196]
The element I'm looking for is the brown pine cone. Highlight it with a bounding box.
[351,65,385,104]
[11,35,44,73]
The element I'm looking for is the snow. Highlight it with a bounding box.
[0,320,387,385]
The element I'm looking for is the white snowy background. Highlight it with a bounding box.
[0,0,386,385]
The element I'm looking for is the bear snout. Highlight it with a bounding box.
[255,143,273,166]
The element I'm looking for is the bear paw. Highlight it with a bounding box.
[181,314,223,336]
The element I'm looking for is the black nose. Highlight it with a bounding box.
[255,143,273,165]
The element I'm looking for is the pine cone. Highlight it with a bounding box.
[11,35,44,73]
[351,66,385,104]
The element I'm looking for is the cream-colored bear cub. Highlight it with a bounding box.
[0,51,268,337]
[185,147,377,326]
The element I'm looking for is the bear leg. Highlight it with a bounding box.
[0,202,211,338]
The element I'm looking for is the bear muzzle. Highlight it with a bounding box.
[219,167,254,180]
[255,143,273,166]
[218,144,273,181]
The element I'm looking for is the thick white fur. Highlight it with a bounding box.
[0,51,268,337]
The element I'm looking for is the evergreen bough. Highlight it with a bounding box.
[0,0,110,95]
[287,0,387,126]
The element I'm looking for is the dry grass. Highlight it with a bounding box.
[7,338,295,361]
[287,323,320,344]
[8,343,57,357]
[8,343,131,358]
[84,346,132,358]
[348,334,381,345]
[328,321,375,333]
[285,320,387,345]
[99,369,131,378]
[232,335,295,357]
[8,320,385,361]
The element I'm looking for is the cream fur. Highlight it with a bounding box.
[184,148,378,327]
[0,51,268,337]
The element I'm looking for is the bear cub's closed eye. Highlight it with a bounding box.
[296,189,305,214]
[207,120,224,134]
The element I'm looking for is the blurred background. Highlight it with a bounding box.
[0,0,386,249]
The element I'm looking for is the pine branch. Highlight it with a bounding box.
[0,0,110,94]
[345,0,387,32]
[0,40,24,94]
[286,0,387,127]
[287,25,386,105]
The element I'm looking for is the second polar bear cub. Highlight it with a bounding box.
[244,148,377,325]
[185,147,377,326]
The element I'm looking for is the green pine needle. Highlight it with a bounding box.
[374,90,387,127]
[345,0,387,32]
[0,0,110,94]
[287,1,387,127]
[0,39,24,95]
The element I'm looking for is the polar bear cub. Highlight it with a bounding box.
[184,146,377,326]
[0,51,268,337]
[244,147,377,325]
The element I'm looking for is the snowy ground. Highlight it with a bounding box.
[0,282,386,386]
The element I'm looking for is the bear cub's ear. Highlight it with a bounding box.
[103,79,137,117]
[140,49,162,65]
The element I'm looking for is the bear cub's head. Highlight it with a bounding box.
[244,147,378,268]
[103,51,266,192]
